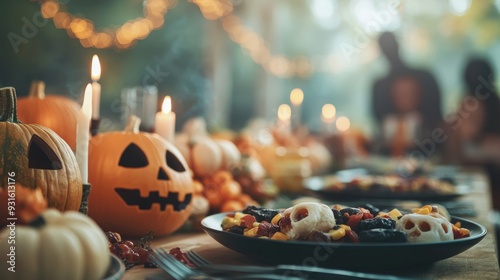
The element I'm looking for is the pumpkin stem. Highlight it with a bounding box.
[29,81,46,99]
[125,115,141,133]
[0,87,20,123]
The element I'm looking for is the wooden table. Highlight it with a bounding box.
[123,169,500,280]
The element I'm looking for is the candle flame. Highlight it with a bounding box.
[290,88,304,106]
[82,84,93,118]
[277,104,291,121]
[322,104,336,121]
[336,116,350,132]
[162,96,172,113]
[91,55,101,81]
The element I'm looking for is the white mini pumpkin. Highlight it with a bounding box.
[174,134,223,177]
[215,139,241,171]
[0,209,110,280]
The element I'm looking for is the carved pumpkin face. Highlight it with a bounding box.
[0,87,82,212]
[88,131,193,237]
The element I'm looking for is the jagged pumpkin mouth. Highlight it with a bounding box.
[115,188,192,211]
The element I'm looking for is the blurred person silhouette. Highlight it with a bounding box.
[444,57,500,209]
[372,32,443,157]
[381,74,423,157]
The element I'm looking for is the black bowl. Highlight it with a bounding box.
[103,254,126,280]
[202,213,487,270]
[303,175,468,201]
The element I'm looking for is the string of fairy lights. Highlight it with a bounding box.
[220,14,316,78]
[39,0,175,49]
[38,0,352,77]
[37,0,332,77]
[38,0,500,77]
[191,0,317,78]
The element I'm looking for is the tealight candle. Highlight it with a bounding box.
[91,54,101,120]
[76,84,92,184]
[155,96,176,142]
[321,103,336,135]
[336,116,357,156]
[290,88,304,129]
[336,116,350,133]
[276,104,291,137]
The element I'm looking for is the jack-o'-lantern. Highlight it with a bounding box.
[0,87,82,211]
[17,81,80,150]
[88,116,193,237]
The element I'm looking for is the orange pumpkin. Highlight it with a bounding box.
[0,87,82,211]
[187,179,209,231]
[17,81,80,150]
[201,170,258,212]
[0,184,47,228]
[88,116,193,237]
[220,200,244,212]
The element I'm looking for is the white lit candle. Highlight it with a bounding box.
[336,116,350,133]
[290,88,304,129]
[91,54,101,119]
[321,103,336,135]
[336,116,356,156]
[155,96,176,142]
[276,104,291,136]
[76,84,93,184]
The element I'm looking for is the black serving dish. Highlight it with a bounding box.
[202,212,486,270]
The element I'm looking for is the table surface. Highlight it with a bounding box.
[123,169,500,280]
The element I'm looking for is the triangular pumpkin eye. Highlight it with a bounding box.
[166,150,186,172]
[157,167,169,180]
[119,143,149,168]
[28,135,63,170]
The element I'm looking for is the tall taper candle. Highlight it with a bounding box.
[76,84,92,184]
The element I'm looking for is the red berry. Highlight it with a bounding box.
[106,231,121,244]
[124,240,134,248]
[168,247,194,267]
[135,247,149,264]
[109,243,122,257]
[128,251,140,263]
[118,243,132,252]
[107,231,156,269]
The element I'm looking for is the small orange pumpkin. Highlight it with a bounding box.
[202,170,259,212]
[17,81,80,150]
[0,87,82,211]
[0,184,47,228]
[88,116,193,237]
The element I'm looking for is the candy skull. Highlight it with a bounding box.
[281,202,335,240]
[396,213,453,243]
